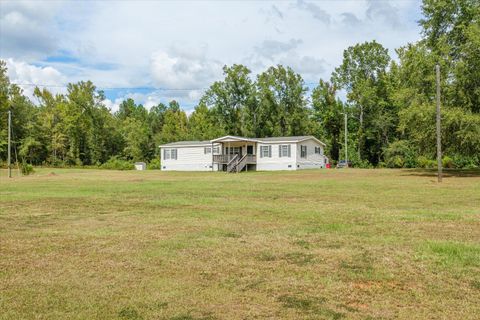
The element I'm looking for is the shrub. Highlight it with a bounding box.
[417,156,437,169]
[383,140,417,168]
[442,156,455,169]
[451,154,480,169]
[20,162,34,175]
[147,158,161,170]
[100,157,134,170]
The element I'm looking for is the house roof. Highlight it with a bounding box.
[159,140,212,147]
[159,135,326,147]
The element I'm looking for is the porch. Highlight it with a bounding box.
[210,136,258,172]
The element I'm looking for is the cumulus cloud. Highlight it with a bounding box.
[1,0,422,108]
[5,58,67,100]
[0,1,63,58]
[150,45,223,89]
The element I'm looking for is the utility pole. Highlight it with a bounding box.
[435,65,442,182]
[7,110,12,178]
[341,112,348,168]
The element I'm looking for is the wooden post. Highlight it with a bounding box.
[436,64,442,183]
[8,110,12,178]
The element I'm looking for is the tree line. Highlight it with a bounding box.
[0,0,479,168]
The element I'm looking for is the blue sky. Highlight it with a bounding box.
[0,0,423,112]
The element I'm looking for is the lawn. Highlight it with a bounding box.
[0,168,479,319]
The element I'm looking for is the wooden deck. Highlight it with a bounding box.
[213,154,256,164]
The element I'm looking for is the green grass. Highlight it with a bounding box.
[0,168,479,319]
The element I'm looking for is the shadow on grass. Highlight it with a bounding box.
[402,168,480,178]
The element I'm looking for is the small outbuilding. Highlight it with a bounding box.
[134,162,146,170]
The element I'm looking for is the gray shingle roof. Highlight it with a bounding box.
[160,135,325,147]
[160,140,211,147]
[256,136,313,142]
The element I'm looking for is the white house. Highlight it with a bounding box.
[159,135,328,172]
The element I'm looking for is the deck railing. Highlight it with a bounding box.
[213,154,256,163]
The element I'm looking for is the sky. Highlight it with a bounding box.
[0,0,423,113]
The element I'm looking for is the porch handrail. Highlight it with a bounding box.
[226,154,239,172]
[236,154,248,173]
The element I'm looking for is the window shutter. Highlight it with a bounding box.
[288,145,291,157]
[172,149,177,160]
[279,145,282,158]
[260,146,263,158]
[163,149,166,159]
[269,145,272,157]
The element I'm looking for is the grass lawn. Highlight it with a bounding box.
[1,168,479,320]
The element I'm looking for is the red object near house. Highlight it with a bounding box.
[326,163,331,169]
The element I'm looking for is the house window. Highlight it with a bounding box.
[279,144,291,157]
[315,146,322,154]
[260,145,271,158]
[226,147,241,155]
[164,148,177,160]
[213,147,219,154]
[204,147,212,154]
[300,145,307,158]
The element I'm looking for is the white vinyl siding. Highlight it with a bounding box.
[296,139,327,169]
[161,145,219,171]
[257,143,296,170]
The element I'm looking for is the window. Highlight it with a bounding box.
[204,147,212,154]
[226,147,241,155]
[164,148,177,160]
[213,147,220,154]
[300,145,307,158]
[315,146,322,155]
[260,145,271,158]
[279,144,291,157]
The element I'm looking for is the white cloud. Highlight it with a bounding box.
[0,1,64,59]
[5,58,67,100]
[1,0,423,107]
[150,46,223,89]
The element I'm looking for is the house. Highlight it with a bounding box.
[159,135,328,172]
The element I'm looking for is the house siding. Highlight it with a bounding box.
[256,143,297,171]
[161,145,218,171]
[296,138,327,169]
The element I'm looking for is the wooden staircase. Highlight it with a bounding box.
[226,154,248,173]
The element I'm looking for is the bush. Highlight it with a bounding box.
[442,156,455,169]
[100,157,134,170]
[383,140,417,168]
[147,158,161,170]
[451,154,480,169]
[417,156,437,169]
[20,162,34,175]
[351,159,373,168]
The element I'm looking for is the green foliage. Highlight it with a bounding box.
[20,162,34,175]
[0,0,479,169]
[383,140,417,168]
[147,158,161,170]
[100,157,134,170]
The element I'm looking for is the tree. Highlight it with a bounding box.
[157,102,188,144]
[256,65,309,137]
[311,80,344,161]
[202,64,257,136]
[332,41,392,164]
[188,103,224,140]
